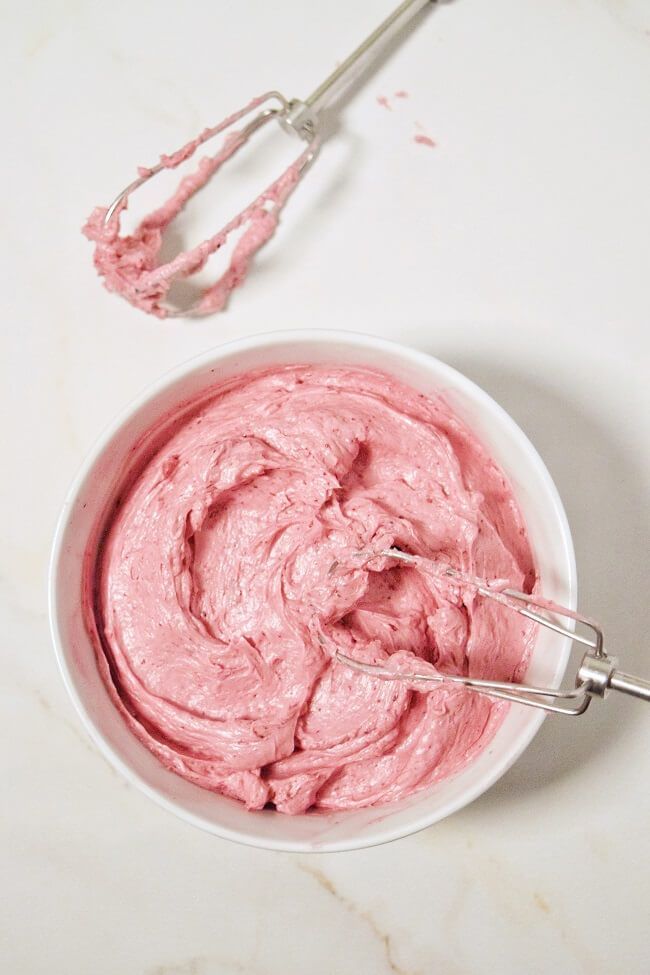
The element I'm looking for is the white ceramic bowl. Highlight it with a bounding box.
[49,329,576,852]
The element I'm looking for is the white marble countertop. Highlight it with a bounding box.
[3,1,650,972]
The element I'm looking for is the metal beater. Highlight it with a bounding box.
[335,549,650,715]
[100,0,437,316]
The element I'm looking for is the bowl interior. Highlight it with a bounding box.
[50,331,575,851]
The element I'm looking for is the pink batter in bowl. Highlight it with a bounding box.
[49,330,576,851]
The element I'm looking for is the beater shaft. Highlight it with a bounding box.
[306,0,434,113]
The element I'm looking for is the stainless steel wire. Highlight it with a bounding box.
[335,549,650,715]
[99,1,436,315]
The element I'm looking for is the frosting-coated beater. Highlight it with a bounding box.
[86,0,437,317]
[336,550,650,715]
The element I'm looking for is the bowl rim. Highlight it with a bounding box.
[48,328,577,852]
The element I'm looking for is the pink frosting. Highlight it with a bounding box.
[90,366,536,814]
[82,95,314,318]
[414,133,436,148]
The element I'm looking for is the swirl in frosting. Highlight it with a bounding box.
[91,365,536,813]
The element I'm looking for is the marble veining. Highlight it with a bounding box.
[298,863,411,975]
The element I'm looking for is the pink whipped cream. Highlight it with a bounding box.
[83,95,314,318]
[89,365,536,814]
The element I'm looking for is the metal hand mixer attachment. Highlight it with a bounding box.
[336,550,650,715]
[98,0,437,318]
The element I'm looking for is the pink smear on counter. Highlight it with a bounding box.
[414,133,436,148]
[395,90,409,99]
[88,365,537,815]
[83,94,315,319]
[376,95,392,110]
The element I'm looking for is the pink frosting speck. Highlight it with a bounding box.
[414,133,436,148]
